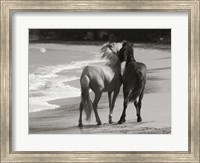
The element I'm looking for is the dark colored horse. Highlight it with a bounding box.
[78,42,123,127]
[118,41,147,124]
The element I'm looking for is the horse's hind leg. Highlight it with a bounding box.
[109,89,120,124]
[134,89,144,122]
[78,102,83,127]
[93,92,102,125]
[134,101,141,122]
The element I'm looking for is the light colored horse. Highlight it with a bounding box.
[118,41,147,124]
[78,42,123,127]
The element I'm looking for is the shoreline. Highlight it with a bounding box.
[29,90,171,134]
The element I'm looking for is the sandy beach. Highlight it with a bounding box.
[29,43,171,134]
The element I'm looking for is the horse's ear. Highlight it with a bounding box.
[122,40,128,46]
[131,43,134,47]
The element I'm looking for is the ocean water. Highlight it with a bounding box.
[29,43,105,112]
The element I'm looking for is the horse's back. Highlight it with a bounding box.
[123,62,146,90]
[126,62,146,76]
[135,62,147,81]
[81,65,101,78]
[82,65,114,81]
[135,62,146,70]
[81,65,121,92]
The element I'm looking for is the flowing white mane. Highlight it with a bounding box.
[100,42,122,65]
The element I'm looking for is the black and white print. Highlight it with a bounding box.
[29,29,171,134]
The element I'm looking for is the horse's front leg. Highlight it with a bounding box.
[118,90,130,124]
[109,89,120,124]
[108,91,113,123]
[93,92,102,125]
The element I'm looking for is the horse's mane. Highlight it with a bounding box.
[100,42,122,66]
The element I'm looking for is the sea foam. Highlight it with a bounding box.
[29,58,105,112]
[29,84,81,112]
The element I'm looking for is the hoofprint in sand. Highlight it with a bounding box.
[29,43,171,134]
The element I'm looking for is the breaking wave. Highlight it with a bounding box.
[29,58,104,112]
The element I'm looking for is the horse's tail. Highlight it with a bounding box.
[129,68,146,103]
[80,75,93,121]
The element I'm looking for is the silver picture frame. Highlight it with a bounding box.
[0,0,199,162]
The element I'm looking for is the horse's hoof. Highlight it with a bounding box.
[97,121,102,125]
[109,120,113,124]
[137,118,142,122]
[78,123,83,128]
[118,118,126,124]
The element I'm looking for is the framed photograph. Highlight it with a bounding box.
[0,0,199,162]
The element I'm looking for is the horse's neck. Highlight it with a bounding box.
[125,59,136,68]
[128,54,136,62]
[107,62,121,72]
[107,54,121,71]
[125,53,136,67]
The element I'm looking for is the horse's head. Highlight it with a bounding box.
[100,42,122,57]
[100,42,123,66]
[118,41,135,63]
